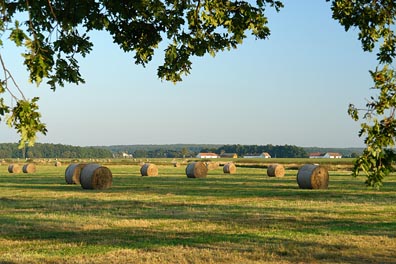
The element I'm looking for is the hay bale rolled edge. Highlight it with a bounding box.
[64,163,87,184]
[22,163,36,173]
[8,164,21,173]
[267,164,285,177]
[55,161,62,167]
[223,163,236,174]
[140,163,158,176]
[185,162,208,178]
[297,164,329,189]
[80,163,112,190]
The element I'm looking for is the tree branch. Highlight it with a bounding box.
[0,53,26,101]
[47,0,57,20]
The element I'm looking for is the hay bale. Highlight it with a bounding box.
[80,163,112,190]
[223,162,237,174]
[8,164,21,173]
[22,163,36,173]
[173,162,180,168]
[55,161,62,167]
[297,164,329,189]
[185,162,208,178]
[140,163,158,176]
[267,164,285,177]
[205,162,219,171]
[64,163,87,184]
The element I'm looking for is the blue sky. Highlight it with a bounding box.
[0,1,378,147]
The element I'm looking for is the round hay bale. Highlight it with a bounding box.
[55,161,62,167]
[22,163,36,173]
[223,163,237,174]
[80,164,112,190]
[205,162,219,171]
[173,162,180,168]
[297,164,329,189]
[8,164,21,173]
[185,162,208,178]
[267,164,285,177]
[140,163,158,176]
[64,163,87,184]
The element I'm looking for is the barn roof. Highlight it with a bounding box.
[309,152,323,157]
[198,152,219,156]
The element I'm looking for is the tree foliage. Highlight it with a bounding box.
[0,143,112,159]
[328,0,396,188]
[105,144,306,158]
[212,144,307,158]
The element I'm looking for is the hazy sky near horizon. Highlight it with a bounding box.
[0,1,379,148]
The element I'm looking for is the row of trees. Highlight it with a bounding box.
[203,144,307,158]
[0,143,307,159]
[0,143,113,159]
[111,144,307,158]
[107,144,221,155]
[126,148,192,159]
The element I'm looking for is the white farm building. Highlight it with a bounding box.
[309,152,342,159]
[122,152,133,158]
[196,152,220,159]
[243,152,271,159]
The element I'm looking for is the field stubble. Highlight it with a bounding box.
[0,161,395,264]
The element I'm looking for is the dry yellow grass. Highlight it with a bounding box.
[0,164,395,263]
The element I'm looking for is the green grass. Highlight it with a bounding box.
[0,162,395,263]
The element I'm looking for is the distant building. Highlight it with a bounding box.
[196,152,219,159]
[122,152,133,158]
[243,152,271,159]
[309,152,322,158]
[325,152,342,159]
[309,152,342,159]
[220,153,238,158]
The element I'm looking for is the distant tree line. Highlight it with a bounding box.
[201,144,308,158]
[111,144,307,158]
[106,144,221,155]
[118,147,194,159]
[0,143,113,159]
[1,143,353,159]
[303,147,363,158]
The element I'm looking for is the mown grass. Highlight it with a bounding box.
[0,162,395,263]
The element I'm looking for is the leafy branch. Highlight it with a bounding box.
[347,65,396,188]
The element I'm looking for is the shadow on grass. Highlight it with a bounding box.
[1,170,396,263]
[0,211,395,264]
[1,172,395,204]
[1,190,395,239]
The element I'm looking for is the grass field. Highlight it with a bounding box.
[0,161,395,263]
